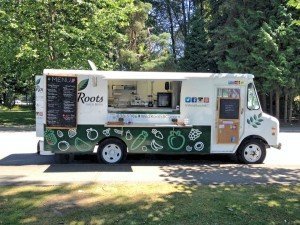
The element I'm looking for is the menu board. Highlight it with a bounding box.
[46,75,77,128]
[219,98,240,119]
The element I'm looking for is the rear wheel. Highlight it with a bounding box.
[237,139,266,164]
[97,138,127,164]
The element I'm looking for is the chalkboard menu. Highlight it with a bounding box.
[219,98,240,119]
[46,75,77,128]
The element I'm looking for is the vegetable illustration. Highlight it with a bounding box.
[86,128,98,140]
[194,141,204,151]
[247,113,263,128]
[102,128,111,137]
[114,129,123,136]
[186,145,193,152]
[68,128,77,138]
[188,129,202,141]
[58,141,70,151]
[45,129,57,145]
[151,129,164,139]
[57,130,64,138]
[131,131,148,150]
[75,137,92,151]
[125,130,133,140]
[167,131,185,150]
[150,140,163,151]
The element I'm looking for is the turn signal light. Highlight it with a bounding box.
[272,127,276,135]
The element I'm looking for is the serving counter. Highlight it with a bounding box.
[108,107,179,114]
[104,123,192,128]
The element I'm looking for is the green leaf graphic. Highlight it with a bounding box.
[258,113,262,118]
[78,79,89,91]
[250,117,253,122]
[252,124,258,128]
[36,78,41,85]
[247,119,250,124]
[254,114,257,120]
[258,119,263,122]
[256,122,261,125]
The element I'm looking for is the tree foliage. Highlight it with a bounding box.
[0,0,299,119]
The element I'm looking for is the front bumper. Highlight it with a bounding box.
[271,143,282,150]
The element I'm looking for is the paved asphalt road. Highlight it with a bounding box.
[0,127,299,185]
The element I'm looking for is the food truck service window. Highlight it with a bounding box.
[107,80,181,114]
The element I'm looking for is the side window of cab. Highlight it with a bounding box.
[247,83,260,110]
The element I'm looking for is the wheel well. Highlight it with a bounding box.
[239,135,269,149]
[97,136,127,150]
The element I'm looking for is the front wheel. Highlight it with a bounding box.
[237,139,266,164]
[97,138,127,164]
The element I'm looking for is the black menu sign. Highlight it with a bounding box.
[219,98,240,119]
[46,75,77,128]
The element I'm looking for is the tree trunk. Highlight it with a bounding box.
[270,91,273,115]
[166,0,177,61]
[284,92,288,123]
[288,94,293,123]
[275,90,280,120]
[260,93,267,112]
[181,0,187,38]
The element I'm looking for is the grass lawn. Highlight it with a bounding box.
[0,105,35,126]
[0,184,299,225]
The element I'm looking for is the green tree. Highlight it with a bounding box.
[0,0,136,105]
[179,9,210,72]
[118,1,175,71]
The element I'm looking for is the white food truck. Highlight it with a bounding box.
[36,69,281,164]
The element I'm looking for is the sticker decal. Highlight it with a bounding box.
[151,129,164,139]
[68,128,77,138]
[45,130,57,145]
[102,128,111,137]
[194,141,204,151]
[125,130,133,140]
[58,141,70,151]
[86,128,98,140]
[57,130,63,138]
[131,131,148,150]
[167,131,185,150]
[150,139,163,151]
[188,129,202,141]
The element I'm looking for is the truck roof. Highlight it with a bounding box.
[43,69,254,80]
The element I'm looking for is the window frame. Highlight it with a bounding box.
[247,83,260,110]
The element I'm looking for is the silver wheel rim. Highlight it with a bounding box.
[102,144,122,163]
[244,144,262,163]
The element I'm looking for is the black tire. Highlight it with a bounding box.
[37,141,40,155]
[97,138,127,164]
[237,139,266,164]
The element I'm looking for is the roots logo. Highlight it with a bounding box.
[78,79,89,91]
[35,78,43,92]
[77,78,103,105]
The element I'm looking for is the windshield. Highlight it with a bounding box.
[247,83,260,110]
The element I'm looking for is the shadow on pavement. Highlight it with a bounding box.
[0,153,236,166]
[159,164,300,185]
[1,153,299,185]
